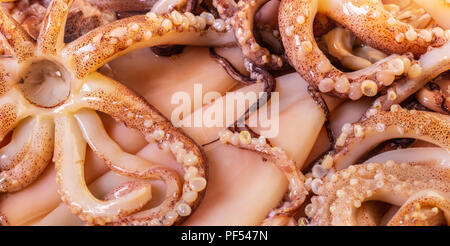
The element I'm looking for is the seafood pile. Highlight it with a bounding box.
[0,0,448,226]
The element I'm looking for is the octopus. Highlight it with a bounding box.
[276,0,450,108]
[0,0,243,225]
[309,159,450,226]
[0,0,448,227]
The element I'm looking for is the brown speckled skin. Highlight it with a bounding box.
[310,161,450,226]
[331,108,450,170]
[233,0,283,70]
[79,73,208,225]
[0,0,211,225]
[372,41,450,110]
[223,133,307,225]
[0,117,53,192]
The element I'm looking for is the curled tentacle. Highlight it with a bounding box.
[151,0,189,14]
[308,160,450,226]
[63,11,234,79]
[0,116,54,192]
[74,109,187,226]
[218,128,307,225]
[322,106,449,171]
[54,114,153,225]
[387,189,450,226]
[233,0,283,70]
[372,40,450,110]
[279,0,413,99]
[0,5,35,62]
[77,73,208,225]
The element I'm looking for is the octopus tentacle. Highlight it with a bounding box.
[393,2,434,29]
[320,26,389,71]
[365,147,449,164]
[279,0,413,99]
[102,180,154,202]
[353,45,387,65]
[387,189,450,226]
[233,0,283,70]
[0,116,53,192]
[63,12,234,79]
[53,114,153,225]
[0,117,36,171]
[308,160,450,226]
[149,0,195,57]
[352,201,387,226]
[326,106,449,171]
[73,109,186,226]
[37,0,73,55]
[322,27,373,71]
[372,40,450,110]
[0,5,35,62]
[78,73,208,225]
[318,0,448,57]
[0,97,26,142]
[218,129,307,224]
